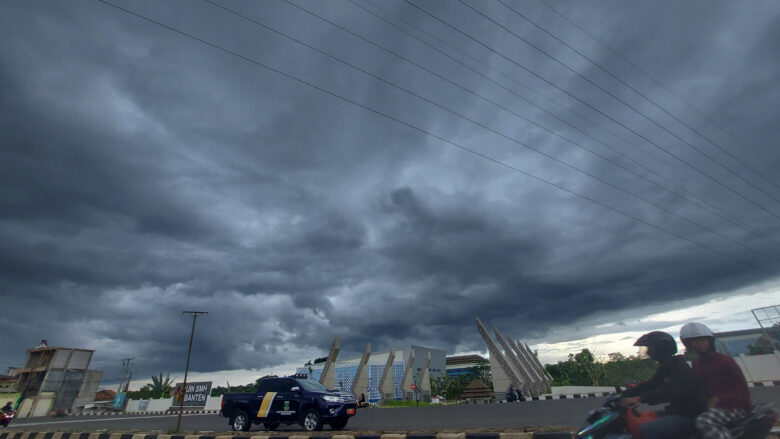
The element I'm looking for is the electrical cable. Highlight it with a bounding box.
[537,0,780,176]
[348,0,774,245]
[461,0,780,206]
[210,0,779,262]
[94,0,776,274]
[496,0,780,196]
[404,0,780,222]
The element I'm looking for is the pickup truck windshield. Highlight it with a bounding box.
[297,379,329,392]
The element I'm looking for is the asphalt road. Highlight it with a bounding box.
[7,387,779,433]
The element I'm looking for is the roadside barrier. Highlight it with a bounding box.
[748,380,780,388]
[0,432,574,439]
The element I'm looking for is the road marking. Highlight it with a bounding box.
[9,412,214,427]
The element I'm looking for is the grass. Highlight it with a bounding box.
[379,400,435,408]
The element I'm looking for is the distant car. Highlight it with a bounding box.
[220,376,357,432]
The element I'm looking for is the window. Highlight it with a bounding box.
[297,379,329,392]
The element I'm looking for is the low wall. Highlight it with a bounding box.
[0,431,573,439]
[735,352,780,382]
[125,395,222,412]
[549,386,615,395]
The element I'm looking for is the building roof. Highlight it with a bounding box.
[459,379,494,399]
[26,346,95,353]
[715,328,770,339]
[446,355,486,366]
[95,390,116,401]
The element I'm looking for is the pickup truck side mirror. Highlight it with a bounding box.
[291,386,300,392]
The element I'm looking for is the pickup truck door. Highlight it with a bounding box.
[251,382,280,422]
[271,378,302,421]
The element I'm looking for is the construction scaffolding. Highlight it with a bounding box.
[15,346,103,417]
[751,305,780,351]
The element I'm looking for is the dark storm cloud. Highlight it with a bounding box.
[1,0,779,381]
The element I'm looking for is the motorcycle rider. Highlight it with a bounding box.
[680,322,752,439]
[620,331,704,439]
[1,402,12,413]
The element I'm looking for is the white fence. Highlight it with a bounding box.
[735,352,780,382]
[125,395,223,412]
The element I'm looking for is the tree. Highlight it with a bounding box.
[150,373,175,398]
[543,349,656,387]
[126,373,175,399]
[747,335,776,355]
[467,358,493,389]
[430,373,470,401]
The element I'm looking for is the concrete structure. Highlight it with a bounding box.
[509,339,546,393]
[297,344,445,403]
[417,352,432,402]
[494,329,535,395]
[475,318,523,401]
[475,318,549,399]
[318,338,340,391]
[14,346,103,417]
[350,343,371,398]
[517,340,552,393]
[378,349,396,403]
[400,348,415,401]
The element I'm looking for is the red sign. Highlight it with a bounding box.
[410,384,416,390]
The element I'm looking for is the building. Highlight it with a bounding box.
[446,354,487,378]
[715,328,779,356]
[297,345,445,403]
[14,346,103,417]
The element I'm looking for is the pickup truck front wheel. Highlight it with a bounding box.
[231,410,251,432]
[301,409,322,431]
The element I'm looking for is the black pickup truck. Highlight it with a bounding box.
[220,376,357,432]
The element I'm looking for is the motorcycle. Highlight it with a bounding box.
[1,410,16,428]
[575,387,778,439]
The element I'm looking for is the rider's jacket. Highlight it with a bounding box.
[622,355,705,417]
[692,351,751,411]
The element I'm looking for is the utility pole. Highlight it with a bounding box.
[177,311,208,432]
[118,358,133,393]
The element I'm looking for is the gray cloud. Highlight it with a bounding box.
[1,0,779,382]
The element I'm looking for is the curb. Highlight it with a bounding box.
[69,411,221,417]
[748,381,780,388]
[0,433,574,439]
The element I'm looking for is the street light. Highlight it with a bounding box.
[176,310,207,432]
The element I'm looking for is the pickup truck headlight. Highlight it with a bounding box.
[323,395,340,402]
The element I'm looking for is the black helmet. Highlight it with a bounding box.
[634,331,677,361]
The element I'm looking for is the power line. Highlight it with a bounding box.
[403,0,780,222]
[537,0,780,177]
[348,0,775,245]
[211,0,777,262]
[93,0,774,275]
[360,0,749,220]
[458,0,780,207]
[495,0,780,197]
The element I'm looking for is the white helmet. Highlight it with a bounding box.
[679,322,714,340]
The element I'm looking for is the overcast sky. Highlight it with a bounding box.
[2,0,780,388]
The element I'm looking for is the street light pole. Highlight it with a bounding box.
[177,310,208,432]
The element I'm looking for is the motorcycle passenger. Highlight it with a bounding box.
[1,402,12,413]
[680,322,752,439]
[621,331,704,439]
